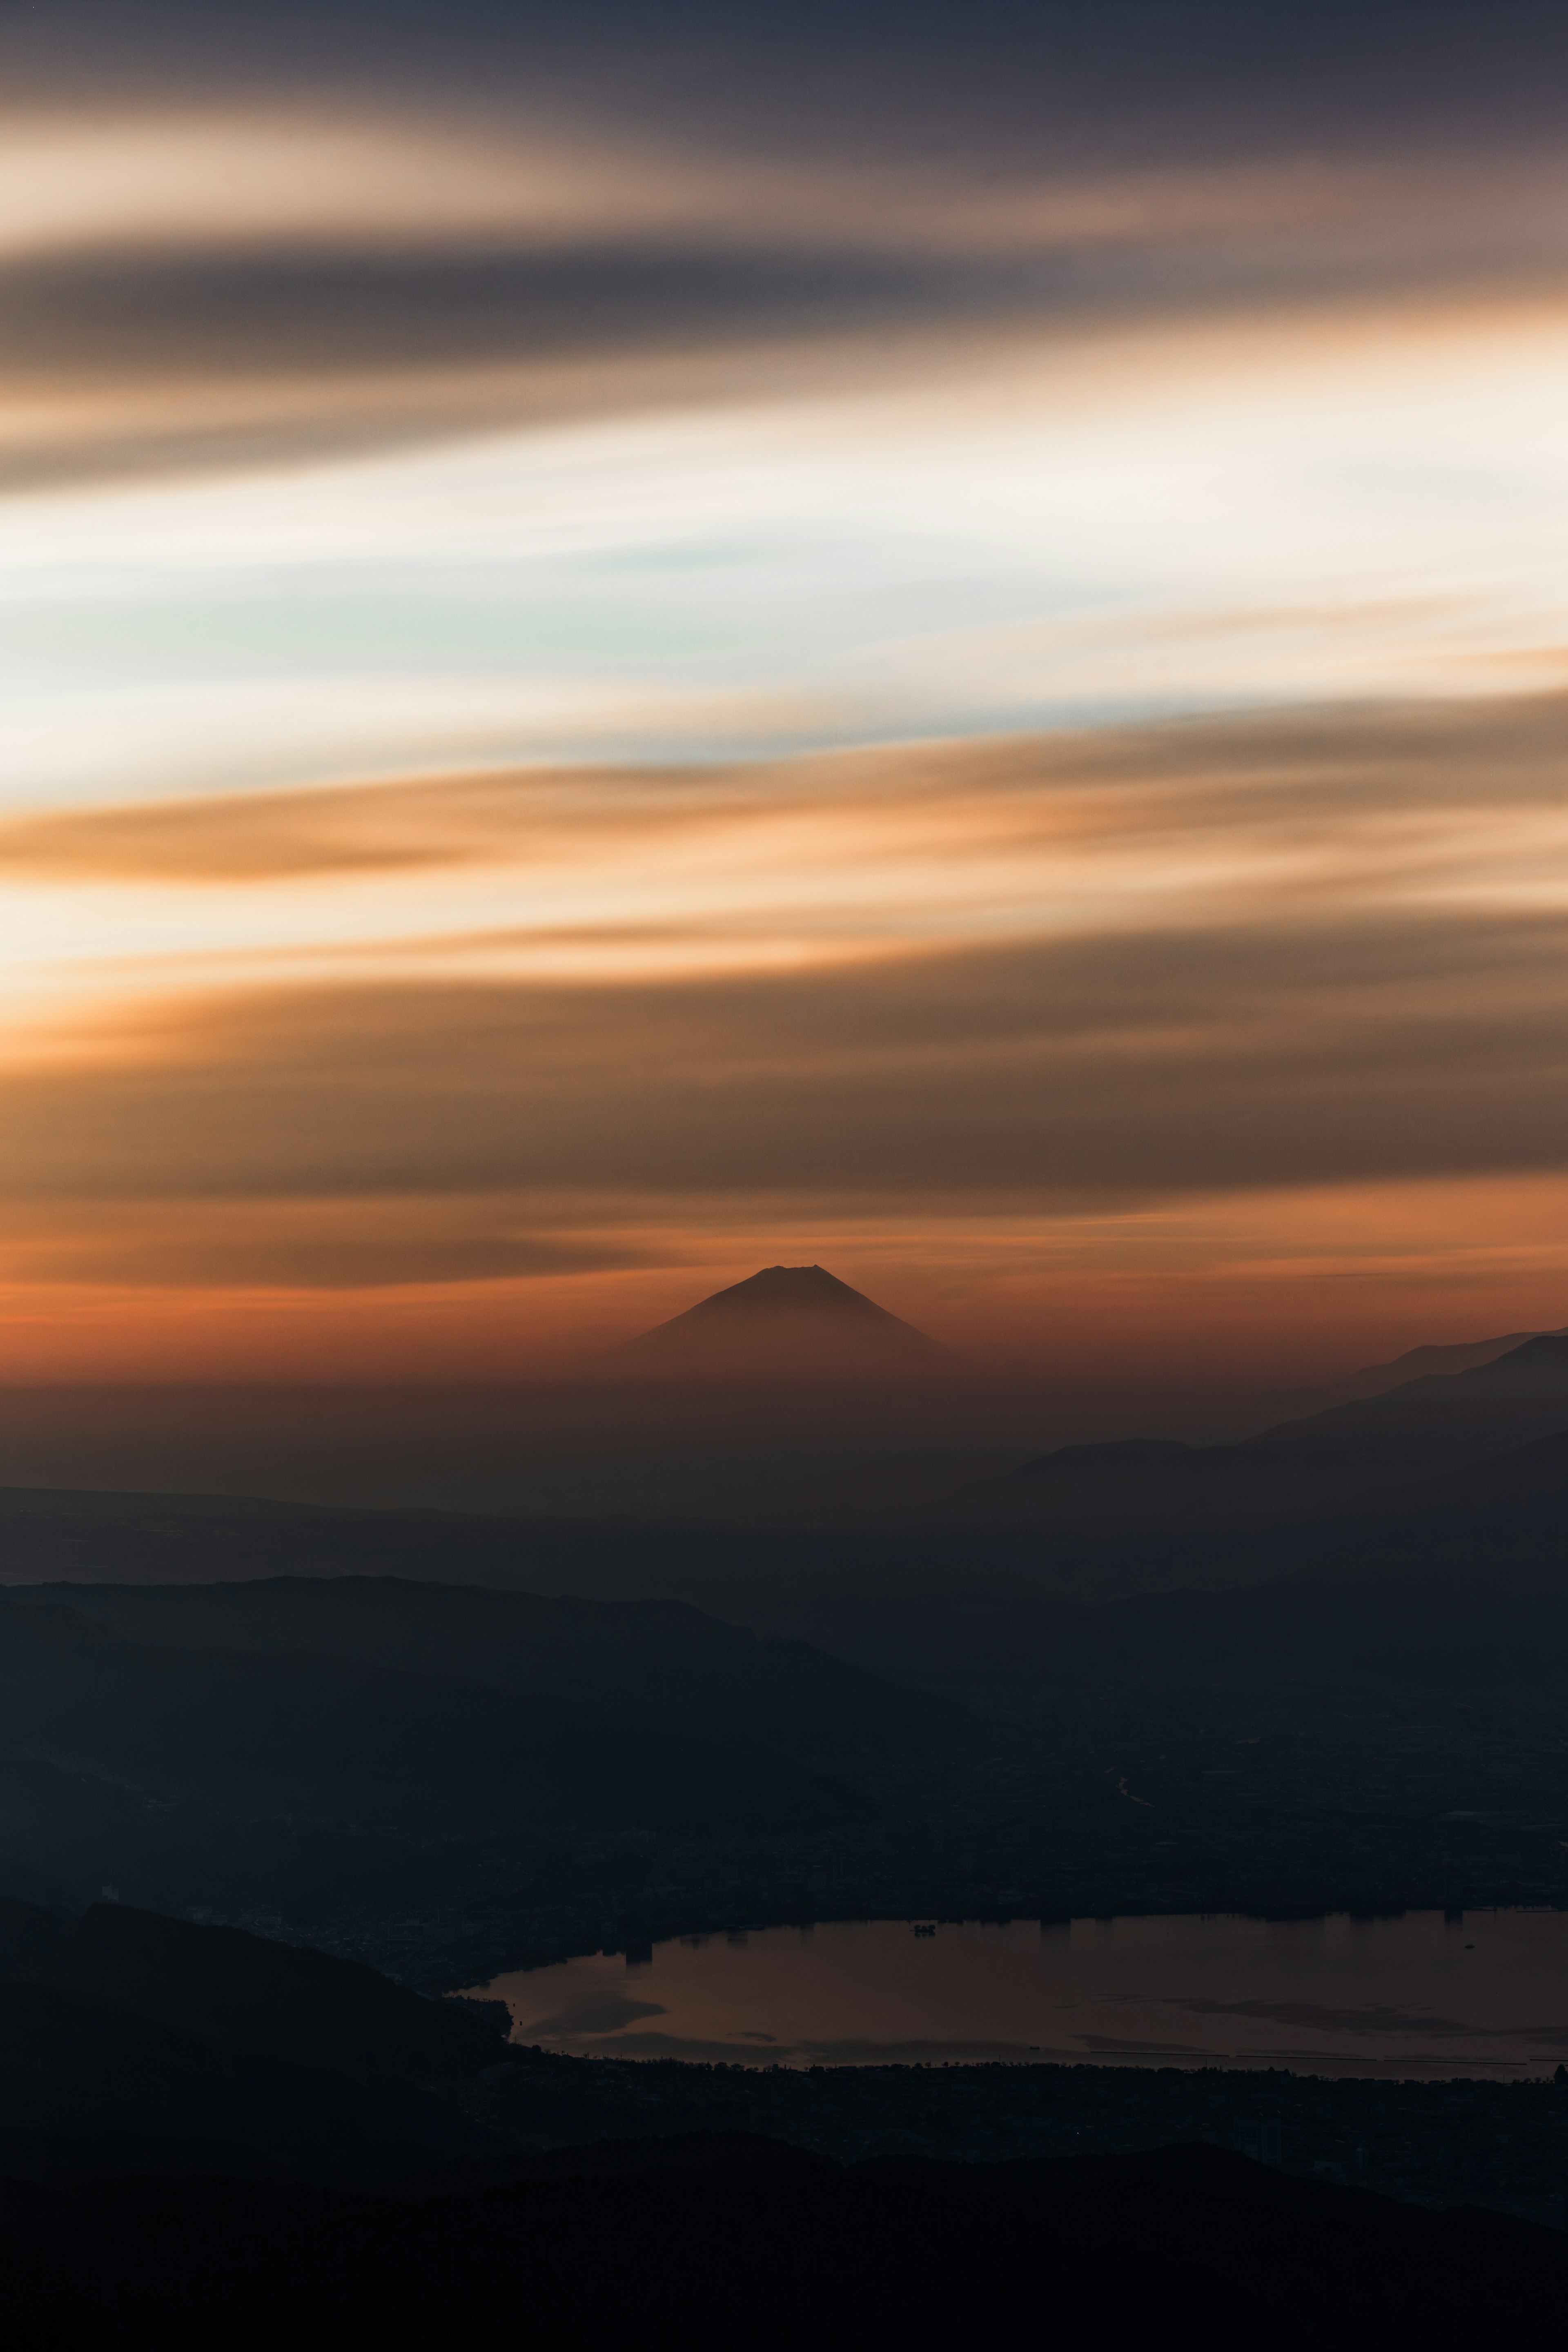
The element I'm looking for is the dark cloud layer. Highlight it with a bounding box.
[3,243,977,386]
[9,694,1568,1303]
[12,1,1568,156]
[7,906,1567,1217]
[9,172,1568,497]
[7,1,1568,493]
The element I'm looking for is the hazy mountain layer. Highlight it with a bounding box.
[1310,1325,1568,1406]
[953,1334,1568,1533]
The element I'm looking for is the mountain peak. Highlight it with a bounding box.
[687,1265,886,1318]
[614,1265,956,1379]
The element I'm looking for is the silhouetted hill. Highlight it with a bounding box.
[0,1592,862,1838]
[1377,1417,1568,1523]
[15,1577,948,1774]
[0,2134,1557,2348]
[0,1976,492,2185]
[953,1335,1568,1535]
[615,1263,957,1378]
[0,1481,1036,1618]
[831,1412,1568,1688]
[0,1900,504,2085]
[1311,1324,1568,1406]
[1051,1550,1568,1686]
[0,1590,869,1920]
[1243,1332,1568,1471]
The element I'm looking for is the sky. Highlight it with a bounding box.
[4,0,1568,1396]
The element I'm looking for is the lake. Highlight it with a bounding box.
[468,1910,1568,2077]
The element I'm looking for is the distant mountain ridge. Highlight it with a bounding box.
[953,1332,1568,1534]
[615,1264,957,1378]
[1310,1323,1568,1407]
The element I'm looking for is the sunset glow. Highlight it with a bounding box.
[5,8,1568,1400]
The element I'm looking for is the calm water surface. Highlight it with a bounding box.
[469,1911,1568,2077]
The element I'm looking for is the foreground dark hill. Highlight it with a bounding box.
[615,1263,957,1378]
[0,1883,1559,2339]
[0,1977,493,2186]
[0,1898,510,2182]
[1,2136,1559,2349]
[0,1899,503,2084]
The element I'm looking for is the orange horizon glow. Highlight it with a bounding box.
[3,1174,1566,1394]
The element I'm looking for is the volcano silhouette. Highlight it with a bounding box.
[615,1265,956,1379]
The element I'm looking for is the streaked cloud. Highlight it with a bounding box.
[4,700,1568,1361]
[6,13,1568,1383]
[8,89,1568,494]
[7,902,1566,1209]
[9,293,1568,838]
[4,694,1568,987]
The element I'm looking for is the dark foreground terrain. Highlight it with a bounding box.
[0,1894,1564,2346]
[5,2135,1562,2352]
[4,1897,1568,2223]
[4,1330,1567,2339]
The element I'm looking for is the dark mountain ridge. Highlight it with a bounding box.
[12,1575,948,1772]
[826,1409,1568,1689]
[0,1898,503,2085]
[0,1586,873,1924]
[1311,1323,1568,1406]
[3,1330,1567,1644]
[954,1334,1568,1535]
[0,1897,512,2184]
[0,1591,862,1839]
[0,1977,492,2186]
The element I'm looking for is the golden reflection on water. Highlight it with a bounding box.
[470,1911,1568,2077]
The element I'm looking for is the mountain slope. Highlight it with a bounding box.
[0,1594,864,1838]
[0,1590,869,1921]
[0,1976,491,2184]
[0,1898,503,2085]
[954,1334,1568,1535]
[18,1576,949,1774]
[1312,1324,1568,1406]
[1242,1332,1568,1470]
[615,1264,957,1378]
